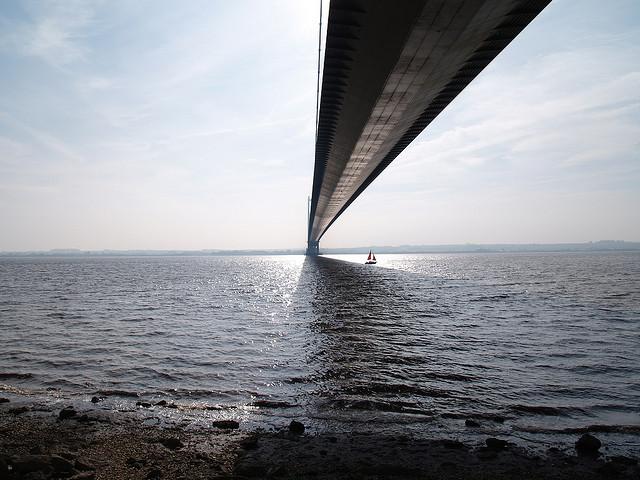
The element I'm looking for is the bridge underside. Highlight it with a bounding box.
[308,0,550,248]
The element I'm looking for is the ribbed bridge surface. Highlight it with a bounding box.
[308,0,550,248]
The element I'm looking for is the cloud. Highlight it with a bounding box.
[0,0,98,67]
[381,39,640,196]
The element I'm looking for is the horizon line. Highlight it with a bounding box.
[1,240,639,256]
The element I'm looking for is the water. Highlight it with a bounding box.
[1,252,639,453]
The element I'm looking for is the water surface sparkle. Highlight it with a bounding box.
[1,252,639,453]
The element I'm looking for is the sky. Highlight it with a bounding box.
[0,0,638,251]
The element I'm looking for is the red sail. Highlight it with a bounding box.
[367,250,372,260]
[372,253,376,261]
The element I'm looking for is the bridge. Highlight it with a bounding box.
[307,0,550,255]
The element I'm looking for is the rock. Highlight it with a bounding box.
[212,420,240,429]
[288,420,305,435]
[575,433,601,455]
[126,457,146,469]
[74,459,95,471]
[90,396,100,404]
[240,436,259,450]
[155,400,167,406]
[70,472,96,480]
[477,447,498,460]
[59,407,77,420]
[267,464,288,476]
[610,455,637,466]
[598,461,626,476]
[485,438,508,450]
[439,439,467,450]
[146,467,162,479]
[136,401,152,408]
[10,406,29,415]
[160,438,184,450]
[50,454,76,474]
[12,455,54,475]
[0,397,9,403]
[235,463,268,477]
[29,446,44,455]
[465,419,480,427]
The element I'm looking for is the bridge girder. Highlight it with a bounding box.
[308,0,550,245]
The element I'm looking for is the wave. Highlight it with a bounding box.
[341,383,452,398]
[470,294,512,302]
[95,389,140,398]
[250,400,296,408]
[332,398,432,415]
[514,424,640,434]
[510,404,587,416]
[0,373,33,380]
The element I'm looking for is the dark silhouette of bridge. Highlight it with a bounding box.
[307,0,550,256]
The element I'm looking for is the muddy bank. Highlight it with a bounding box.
[0,400,638,479]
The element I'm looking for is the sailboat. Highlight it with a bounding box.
[365,250,377,265]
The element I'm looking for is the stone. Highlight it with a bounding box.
[90,396,100,404]
[439,439,466,450]
[0,397,9,403]
[485,438,508,450]
[575,433,601,455]
[12,455,54,475]
[160,438,184,450]
[235,463,268,477]
[477,447,498,460]
[136,401,152,408]
[288,420,305,435]
[70,473,96,480]
[50,454,76,474]
[126,457,146,469]
[10,406,29,415]
[610,455,637,466]
[240,436,259,450]
[146,467,162,479]
[598,461,626,476]
[155,400,167,406]
[465,419,480,427]
[59,407,77,420]
[74,459,95,471]
[212,420,240,429]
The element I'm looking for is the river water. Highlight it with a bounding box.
[1,252,639,454]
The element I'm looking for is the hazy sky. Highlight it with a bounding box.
[0,0,638,251]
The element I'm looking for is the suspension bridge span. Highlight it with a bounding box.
[307,0,550,255]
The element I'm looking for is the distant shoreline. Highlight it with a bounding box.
[1,241,639,257]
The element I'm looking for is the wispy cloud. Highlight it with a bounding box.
[0,0,98,67]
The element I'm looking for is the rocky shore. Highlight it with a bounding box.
[1,397,638,479]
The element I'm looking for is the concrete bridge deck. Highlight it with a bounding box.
[308,0,550,254]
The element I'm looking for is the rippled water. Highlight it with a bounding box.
[1,252,639,452]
